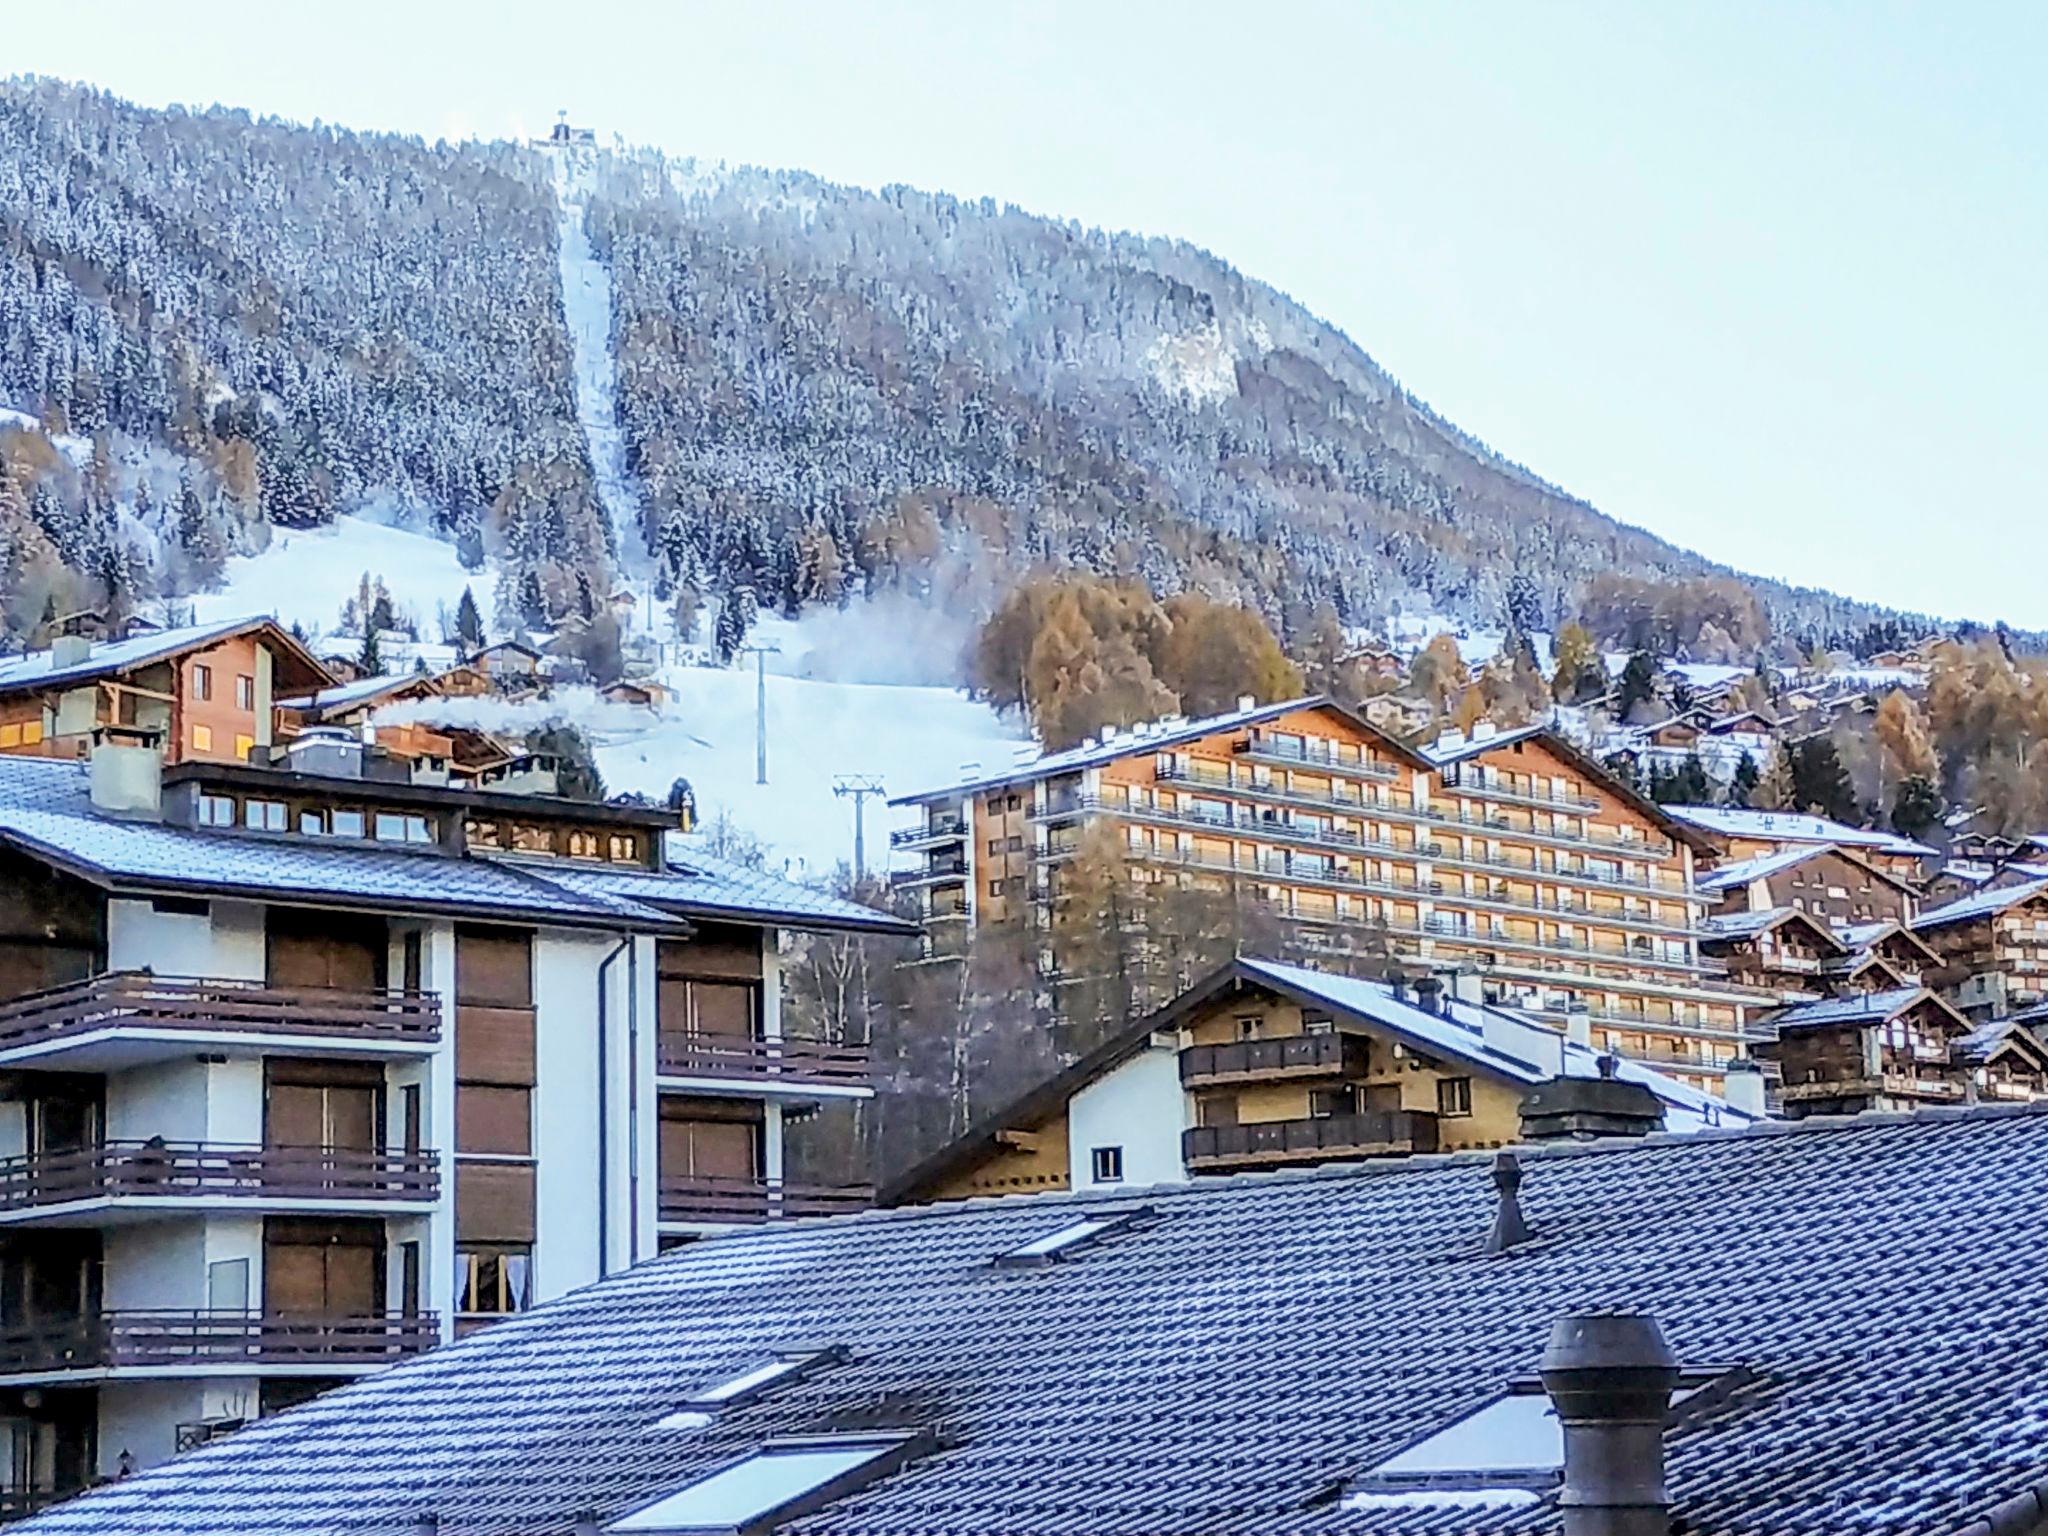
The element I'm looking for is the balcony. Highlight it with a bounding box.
[1183,1111,1438,1170]
[0,973,442,1071]
[657,1176,872,1225]
[0,1310,438,1377]
[0,1143,440,1223]
[1438,770,1602,814]
[655,1033,873,1097]
[891,857,969,889]
[1180,1033,1367,1088]
[1233,734,1402,781]
[890,816,967,849]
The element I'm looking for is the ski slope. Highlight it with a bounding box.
[551,149,643,568]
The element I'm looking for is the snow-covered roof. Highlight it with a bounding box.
[891,695,1419,805]
[1236,959,1748,1132]
[0,616,295,696]
[1663,805,1935,858]
[1415,722,1547,767]
[278,672,430,715]
[1698,907,1845,953]
[1767,985,1938,1032]
[0,757,906,937]
[1913,879,2048,932]
[1696,846,1824,892]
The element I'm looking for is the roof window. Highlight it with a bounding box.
[604,1432,925,1534]
[651,1348,844,1431]
[994,1206,1150,1267]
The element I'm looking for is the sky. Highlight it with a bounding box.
[9,3,2045,625]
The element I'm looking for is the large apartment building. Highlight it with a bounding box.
[892,699,1768,1089]
[0,729,904,1512]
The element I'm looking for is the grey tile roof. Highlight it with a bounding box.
[1696,846,1824,891]
[0,616,260,694]
[0,759,902,935]
[1766,985,1930,1032]
[1663,805,1935,858]
[1914,879,2048,931]
[23,1106,2048,1536]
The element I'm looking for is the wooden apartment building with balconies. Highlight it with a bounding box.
[891,700,1767,1090]
[881,956,1755,1206]
[1910,879,2048,1020]
[0,727,905,1515]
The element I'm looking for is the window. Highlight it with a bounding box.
[1436,1077,1474,1118]
[299,810,327,835]
[607,834,638,862]
[0,724,17,748]
[235,675,254,710]
[989,880,1005,899]
[661,1348,843,1421]
[456,1244,532,1316]
[197,793,235,827]
[191,664,212,701]
[331,809,366,838]
[1090,1146,1124,1183]
[988,838,1004,857]
[243,798,287,832]
[566,830,600,859]
[375,813,433,844]
[606,1436,922,1535]
[234,733,254,761]
[994,1207,1149,1267]
[1234,1014,1260,1041]
[191,723,213,753]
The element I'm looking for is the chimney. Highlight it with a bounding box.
[1538,1313,1680,1536]
[1519,1057,1665,1142]
[1411,975,1444,1015]
[89,727,163,819]
[1447,968,1485,1006]
[1236,694,1255,712]
[1481,1151,1532,1254]
[285,726,368,780]
[1720,1057,1767,1119]
[50,634,93,668]
[1563,1004,1593,1048]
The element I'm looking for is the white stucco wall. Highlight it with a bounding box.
[1066,1043,1190,1192]
[99,1380,211,1475]
[104,897,267,981]
[102,1223,207,1310]
[105,1059,212,1143]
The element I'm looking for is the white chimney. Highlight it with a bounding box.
[51,634,93,668]
[1563,1005,1593,1048]
[1721,1057,1768,1119]
[89,733,163,818]
[1474,720,1498,741]
[1236,694,1256,712]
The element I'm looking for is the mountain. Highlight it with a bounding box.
[0,76,1933,658]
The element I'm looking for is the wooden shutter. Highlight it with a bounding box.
[456,1086,532,1156]
[263,1245,329,1314]
[692,981,755,1040]
[266,909,386,991]
[456,928,533,1007]
[266,1084,326,1148]
[455,1162,536,1243]
[660,1118,757,1180]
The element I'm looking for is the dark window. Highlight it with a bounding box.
[235,675,255,711]
[1437,1077,1474,1117]
[456,1244,532,1315]
[1091,1146,1124,1183]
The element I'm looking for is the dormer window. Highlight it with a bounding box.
[567,830,600,859]
[609,833,639,862]
[242,798,287,832]
[374,813,433,845]
[196,793,234,827]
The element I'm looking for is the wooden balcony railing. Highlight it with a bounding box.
[656,1033,871,1089]
[1180,1033,1367,1087]
[0,1142,440,1213]
[0,973,442,1055]
[657,1175,872,1224]
[0,1310,438,1375]
[1183,1111,1439,1169]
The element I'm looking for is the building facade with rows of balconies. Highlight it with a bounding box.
[0,729,905,1515]
[891,700,1773,1091]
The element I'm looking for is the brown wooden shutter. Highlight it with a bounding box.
[692,981,755,1040]
[455,1162,536,1243]
[456,928,534,1007]
[266,910,387,991]
[456,1086,532,1156]
[263,1245,329,1313]
[456,1008,536,1085]
[266,1084,326,1149]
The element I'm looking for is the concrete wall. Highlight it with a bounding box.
[98,1380,211,1476]
[104,897,265,980]
[104,1059,212,1142]
[1067,1045,1187,1192]
[102,1223,207,1311]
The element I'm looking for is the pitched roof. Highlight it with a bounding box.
[1764,985,1968,1035]
[1422,724,1716,853]
[0,758,905,937]
[277,671,437,717]
[1695,841,1918,899]
[1662,805,1935,859]
[890,695,1429,806]
[0,616,330,698]
[1698,906,1847,954]
[882,957,1749,1203]
[1835,920,1942,966]
[1913,879,2048,932]
[1955,1016,2048,1070]
[26,1106,2048,1536]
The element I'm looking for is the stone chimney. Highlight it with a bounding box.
[1538,1312,1681,1536]
[1411,975,1445,1015]
[1519,1058,1665,1142]
[1720,1057,1768,1119]
[88,727,163,819]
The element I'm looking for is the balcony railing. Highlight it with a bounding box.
[890,858,969,887]
[0,1142,440,1213]
[0,973,442,1056]
[1183,1111,1438,1168]
[890,817,967,847]
[657,1176,872,1224]
[1180,1033,1367,1086]
[1233,735,1403,781]
[0,1310,438,1375]
[1438,770,1603,814]
[656,1033,871,1089]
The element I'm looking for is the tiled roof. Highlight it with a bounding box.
[25,1106,2048,1536]
[1913,879,2048,932]
[1766,985,1932,1032]
[0,758,903,936]
[1696,847,1824,892]
[1416,722,1547,766]
[277,672,429,714]
[0,616,304,696]
[1663,805,1935,858]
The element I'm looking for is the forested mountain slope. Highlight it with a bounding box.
[0,77,1924,654]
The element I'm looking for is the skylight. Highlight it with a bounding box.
[651,1349,842,1430]
[604,1434,919,1534]
[994,1206,1151,1267]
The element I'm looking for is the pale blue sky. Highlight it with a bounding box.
[10,3,2044,625]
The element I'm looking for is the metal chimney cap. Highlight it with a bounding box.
[1539,1312,1678,1381]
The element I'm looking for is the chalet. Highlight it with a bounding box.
[1357,692,1431,738]
[1955,1015,2048,1104]
[879,956,1753,1206]
[1697,907,1846,995]
[600,678,668,712]
[1834,920,1940,983]
[1913,879,2048,1019]
[0,617,331,768]
[1666,804,1934,881]
[466,641,543,687]
[23,1107,2048,1536]
[0,732,908,1505]
[1753,985,1974,1116]
[1696,843,1918,931]
[275,675,515,784]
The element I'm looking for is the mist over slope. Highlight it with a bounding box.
[0,75,1930,656]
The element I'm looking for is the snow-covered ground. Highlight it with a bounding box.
[551,149,643,568]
